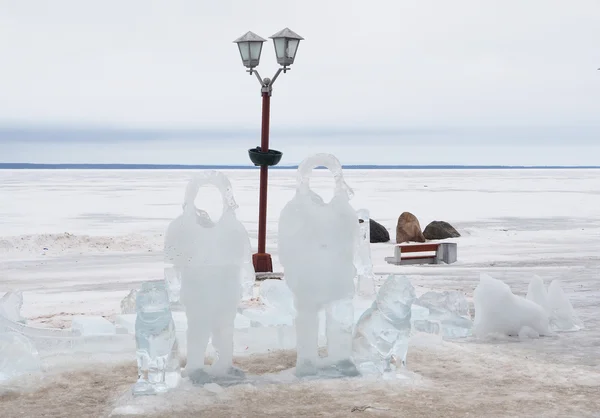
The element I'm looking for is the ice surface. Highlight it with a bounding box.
[278,154,359,377]
[133,281,179,395]
[121,289,138,314]
[164,171,249,383]
[473,274,550,338]
[415,291,473,338]
[71,316,116,336]
[353,275,415,375]
[547,280,584,332]
[0,332,41,382]
[0,291,26,324]
[354,209,376,297]
[526,276,549,313]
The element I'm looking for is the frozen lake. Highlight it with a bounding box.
[1,168,599,416]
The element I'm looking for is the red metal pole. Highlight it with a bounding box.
[252,91,273,272]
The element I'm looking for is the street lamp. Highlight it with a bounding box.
[233,27,304,273]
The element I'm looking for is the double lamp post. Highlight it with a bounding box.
[233,28,304,273]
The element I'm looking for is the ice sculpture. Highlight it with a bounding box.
[164,267,184,311]
[355,209,376,297]
[0,331,41,382]
[353,275,415,375]
[414,291,473,338]
[526,276,549,313]
[547,280,584,332]
[121,289,138,314]
[259,279,296,316]
[473,274,550,338]
[278,154,360,377]
[164,171,250,384]
[0,291,26,324]
[133,281,179,395]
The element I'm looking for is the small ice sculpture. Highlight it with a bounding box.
[259,279,296,316]
[526,276,549,313]
[0,332,41,382]
[120,289,138,314]
[164,171,249,384]
[353,275,415,375]
[0,291,27,324]
[415,290,472,338]
[547,280,584,332]
[355,209,376,297]
[164,267,184,311]
[133,281,179,395]
[473,274,550,338]
[278,154,359,377]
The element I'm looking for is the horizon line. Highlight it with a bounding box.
[1,163,599,170]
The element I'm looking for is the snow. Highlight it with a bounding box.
[1,168,599,415]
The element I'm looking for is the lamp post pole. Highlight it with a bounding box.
[255,86,272,271]
[233,28,304,273]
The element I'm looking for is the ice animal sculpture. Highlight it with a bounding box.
[164,171,250,384]
[414,290,473,338]
[353,275,415,375]
[473,274,550,338]
[133,281,179,395]
[526,276,549,312]
[0,331,41,382]
[0,291,27,324]
[278,154,360,377]
[120,289,138,314]
[526,277,583,332]
[355,209,376,297]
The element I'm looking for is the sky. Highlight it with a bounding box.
[0,0,599,165]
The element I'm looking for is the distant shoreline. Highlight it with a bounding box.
[0,163,599,170]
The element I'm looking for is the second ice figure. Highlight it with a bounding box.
[278,154,360,377]
[164,171,251,384]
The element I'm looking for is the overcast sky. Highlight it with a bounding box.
[0,0,599,164]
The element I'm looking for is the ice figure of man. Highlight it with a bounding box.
[278,154,360,377]
[164,171,251,383]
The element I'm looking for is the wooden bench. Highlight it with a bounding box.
[385,242,457,265]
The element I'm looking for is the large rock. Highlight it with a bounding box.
[369,219,390,243]
[423,221,460,240]
[395,212,426,243]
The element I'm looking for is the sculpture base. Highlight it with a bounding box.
[252,252,273,273]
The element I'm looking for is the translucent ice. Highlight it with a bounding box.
[120,289,138,314]
[133,281,179,395]
[353,275,415,375]
[164,171,249,383]
[526,276,549,313]
[547,280,584,331]
[240,260,256,301]
[0,291,26,324]
[415,291,472,338]
[164,267,182,306]
[354,209,376,297]
[473,274,550,338]
[259,279,296,316]
[278,154,359,377]
[71,316,116,336]
[0,332,41,382]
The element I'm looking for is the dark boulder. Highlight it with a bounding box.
[423,221,460,240]
[369,218,390,243]
[358,218,390,243]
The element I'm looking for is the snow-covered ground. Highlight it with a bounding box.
[1,168,599,417]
